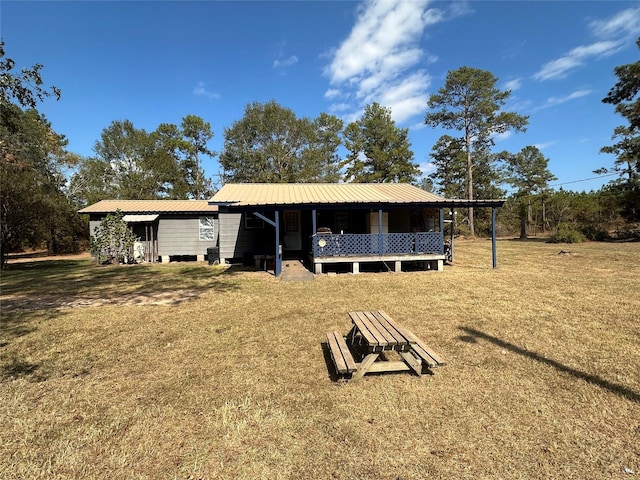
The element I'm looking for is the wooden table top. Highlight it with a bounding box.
[348,310,417,351]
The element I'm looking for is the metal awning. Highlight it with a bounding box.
[122,214,159,223]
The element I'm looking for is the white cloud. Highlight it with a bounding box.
[492,131,512,143]
[374,71,431,123]
[325,0,435,84]
[193,81,220,99]
[419,161,436,175]
[273,55,298,68]
[533,40,623,80]
[533,89,592,111]
[534,7,639,81]
[503,78,522,92]
[324,0,455,125]
[533,141,556,150]
[329,102,351,113]
[589,7,640,39]
[324,88,341,99]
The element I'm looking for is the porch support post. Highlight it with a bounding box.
[439,208,444,254]
[378,209,383,254]
[492,207,497,269]
[312,209,317,233]
[450,208,455,262]
[275,210,282,276]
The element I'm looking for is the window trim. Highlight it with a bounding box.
[199,216,215,241]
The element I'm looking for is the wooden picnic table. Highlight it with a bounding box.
[326,310,446,381]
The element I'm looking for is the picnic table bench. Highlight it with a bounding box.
[326,310,446,381]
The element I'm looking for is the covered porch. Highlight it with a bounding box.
[210,183,504,277]
[309,208,446,274]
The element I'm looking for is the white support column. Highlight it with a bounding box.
[161,255,170,263]
[395,261,402,272]
[197,254,205,262]
[352,262,360,274]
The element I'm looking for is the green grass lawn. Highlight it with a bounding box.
[1,239,639,479]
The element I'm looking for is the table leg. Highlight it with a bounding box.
[399,351,422,375]
[352,353,379,381]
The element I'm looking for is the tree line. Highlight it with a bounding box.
[1,38,638,267]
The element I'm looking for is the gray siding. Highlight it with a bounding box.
[218,212,252,261]
[157,216,217,257]
[89,220,101,237]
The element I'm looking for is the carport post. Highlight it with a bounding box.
[492,207,497,268]
[450,208,455,262]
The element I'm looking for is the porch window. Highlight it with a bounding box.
[244,212,265,229]
[199,217,215,240]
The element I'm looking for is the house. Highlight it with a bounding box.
[78,200,218,263]
[209,183,505,275]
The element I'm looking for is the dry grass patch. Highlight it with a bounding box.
[1,239,639,479]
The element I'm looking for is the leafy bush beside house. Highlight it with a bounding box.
[89,210,136,264]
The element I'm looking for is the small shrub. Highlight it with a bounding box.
[548,223,585,243]
[90,210,136,264]
[580,226,610,242]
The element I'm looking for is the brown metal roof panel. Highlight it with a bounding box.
[209,183,447,206]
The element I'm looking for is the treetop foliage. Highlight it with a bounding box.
[70,116,216,205]
[0,40,60,109]
[1,41,82,267]
[602,37,640,130]
[425,66,528,145]
[425,66,528,235]
[599,36,640,222]
[220,100,343,183]
[343,102,420,183]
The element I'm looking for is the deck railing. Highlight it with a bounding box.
[312,232,443,258]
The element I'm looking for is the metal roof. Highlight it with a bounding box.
[78,200,218,214]
[209,183,505,208]
[210,183,446,206]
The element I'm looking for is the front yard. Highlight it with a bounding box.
[1,239,639,479]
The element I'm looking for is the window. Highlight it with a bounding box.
[244,212,265,229]
[199,217,215,241]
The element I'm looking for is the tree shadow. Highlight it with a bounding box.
[1,260,240,315]
[458,326,640,404]
[0,359,47,382]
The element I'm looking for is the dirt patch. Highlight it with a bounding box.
[1,289,198,313]
[6,252,92,264]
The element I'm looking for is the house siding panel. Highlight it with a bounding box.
[157,216,217,257]
[219,212,252,262]
[89,220,101,237]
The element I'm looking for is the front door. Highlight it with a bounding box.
[283,210,301,251]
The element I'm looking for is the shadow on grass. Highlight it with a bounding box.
[1,259,240,314]
[459,326,640,404]
[0,359,46,382]
[321,342,343,383]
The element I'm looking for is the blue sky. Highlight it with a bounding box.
[3,1,639,194]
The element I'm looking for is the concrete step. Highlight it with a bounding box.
[280,260,315,282]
